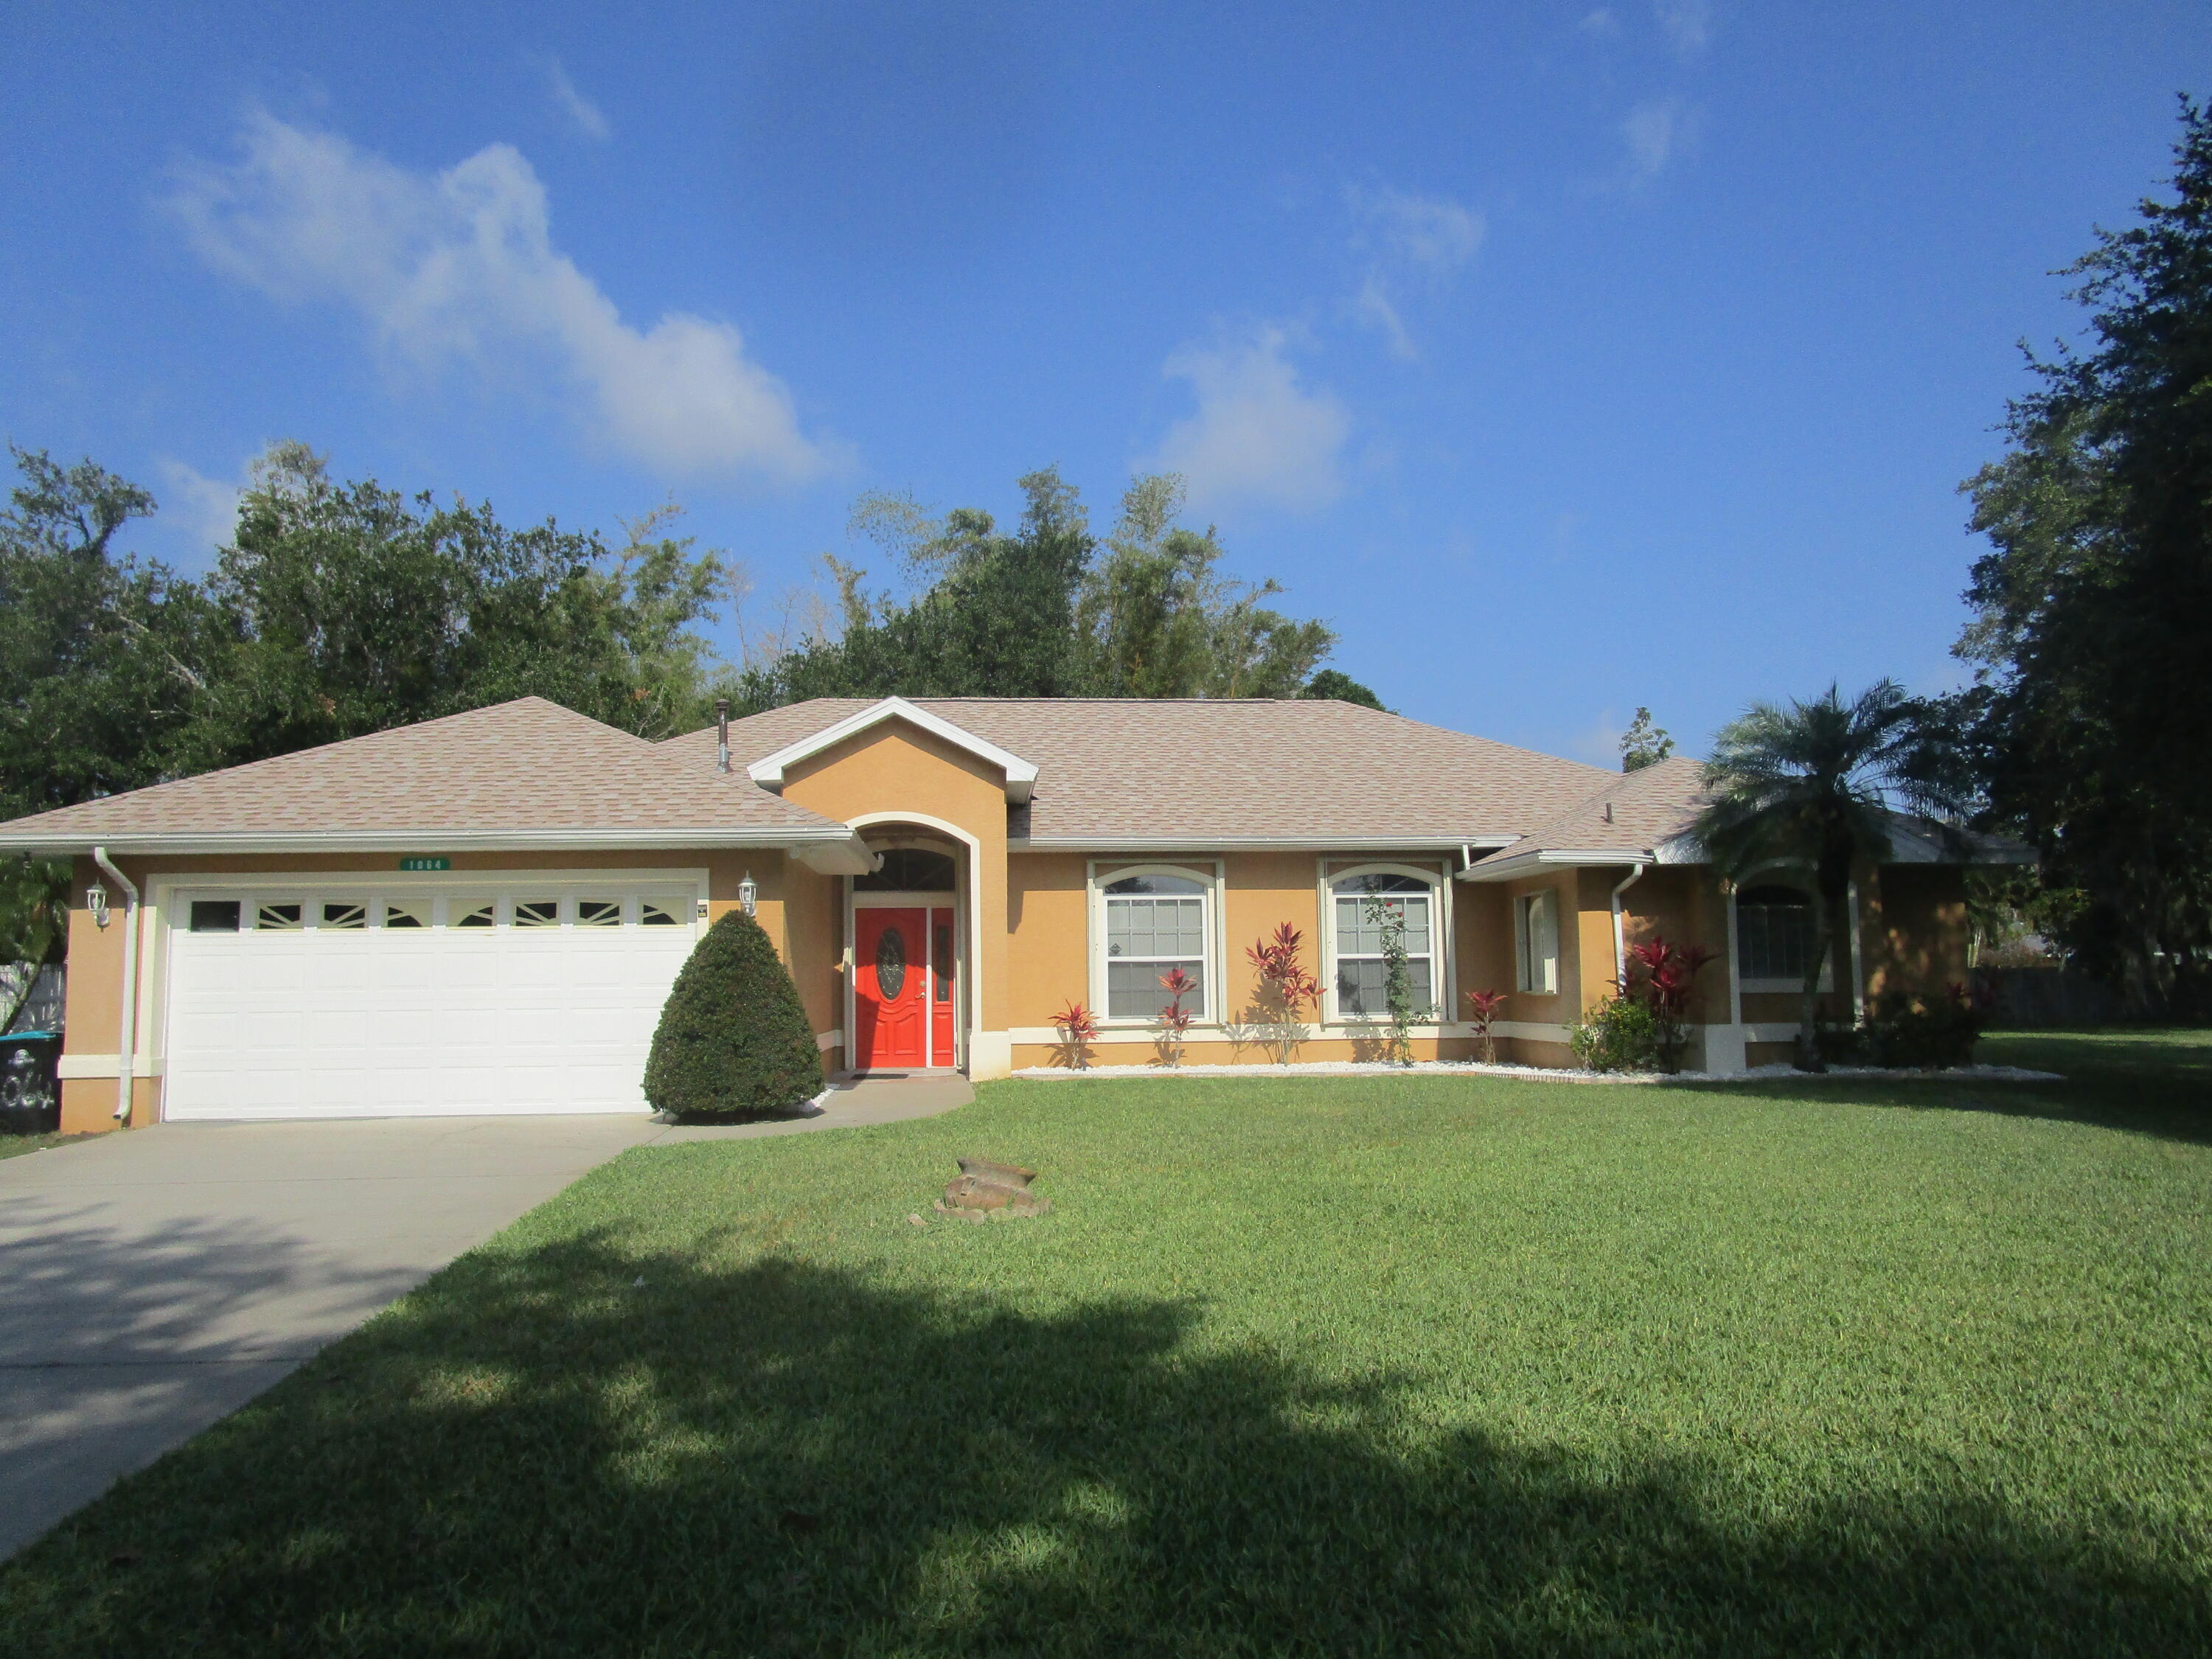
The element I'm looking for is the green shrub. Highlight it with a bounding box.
[1817,987,1991,1071]
[644,908,824,1119]
[1567,995,1665,1073]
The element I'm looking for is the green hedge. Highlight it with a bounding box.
[644,908,823,1119]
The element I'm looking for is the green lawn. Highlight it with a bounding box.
[0,1130,80,1161]
[4,1034,2210,1655]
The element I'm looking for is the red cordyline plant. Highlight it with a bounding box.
[1463,988,1509,1065]
[1051,999,1099,1070]
[1155,967,1197,1067]
[1624,937,1717,1073]
[1245,924,1322,1063]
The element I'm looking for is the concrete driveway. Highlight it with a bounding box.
[0,1075,972,1559]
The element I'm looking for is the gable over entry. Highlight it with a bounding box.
[745,698,1040,804]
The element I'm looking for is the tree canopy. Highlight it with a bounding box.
[1953,98,2212,1009]
[733,469,1350,709]
[1618,708,1674,772]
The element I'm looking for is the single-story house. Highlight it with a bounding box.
[0,695,2019,1130]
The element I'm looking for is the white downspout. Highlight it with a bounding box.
[91,846,141,1124]
[1610,862,1648,993]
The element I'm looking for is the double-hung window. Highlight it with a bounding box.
[1331,871,1438,1018]
[1515,889,1559,994]
[1099,872,1208,1020]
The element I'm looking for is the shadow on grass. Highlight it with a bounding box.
[1668,1030,2212,1148]
[3,1230,2204,1656]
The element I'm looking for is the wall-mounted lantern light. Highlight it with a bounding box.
[738,872,758,917]
[87,882,110,929]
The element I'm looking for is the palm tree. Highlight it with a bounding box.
[1693,681,1969,1071]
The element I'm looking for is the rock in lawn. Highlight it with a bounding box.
[934,1157,1051,1222]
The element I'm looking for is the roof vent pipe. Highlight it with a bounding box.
[715,698,731,773]
[1604,801,1614,824]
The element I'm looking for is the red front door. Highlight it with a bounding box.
[929,907,956,1066]
[856,908,927,1070]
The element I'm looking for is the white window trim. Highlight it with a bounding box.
[1087,860,1223,1026]
[1318,860,1453,1026]
[1514,887,1561,996]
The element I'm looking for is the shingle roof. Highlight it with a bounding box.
[0,698,848,852]
[1483,756,1710,865]
[672,698,1615,844]
[1469,756,2039,875]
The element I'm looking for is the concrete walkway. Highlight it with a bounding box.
[0,1072,971,1559]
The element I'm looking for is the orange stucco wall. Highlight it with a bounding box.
[1865,866,1971,1002]
[1008,849,1489,1069]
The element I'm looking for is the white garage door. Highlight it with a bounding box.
[162,884,703,1120]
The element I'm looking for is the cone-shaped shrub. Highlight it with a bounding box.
[644,908,822,1119]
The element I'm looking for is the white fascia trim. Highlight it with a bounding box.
[0,826,861,858]
[747,696,1040,804]
[1018,835,1520,853]
[1459,847,1655,883]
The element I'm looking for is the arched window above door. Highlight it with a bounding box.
[854,848,957,891]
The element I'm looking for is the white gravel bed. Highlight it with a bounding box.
[1012,1059,2064,1085]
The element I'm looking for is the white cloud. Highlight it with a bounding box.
[1579,8,1621,38]
[1349,184,1483,277]
[156,458,243,557]
[1350,273,1413,361]
[166,114,829,481]
[1147,326,1350,512]
[1343,185,1483,359]
[544,58,611,141]
[1622,97,1687,180]
[1570,709,1627,769]
[1652,0,1711,56]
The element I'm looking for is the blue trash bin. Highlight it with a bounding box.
[0,1032,62,1135]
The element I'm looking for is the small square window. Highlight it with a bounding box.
[639,901,683,928]
[382,902,427,929]
[453,902,497,929]
[189,900,241,933]
[513,900,560,928]
[255,902,304,931]
[320,902,367,931]
[576,900,622,928]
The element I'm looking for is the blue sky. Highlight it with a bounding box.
[4,2,2203,762]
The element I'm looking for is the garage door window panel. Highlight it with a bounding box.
[256,902,304,931]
